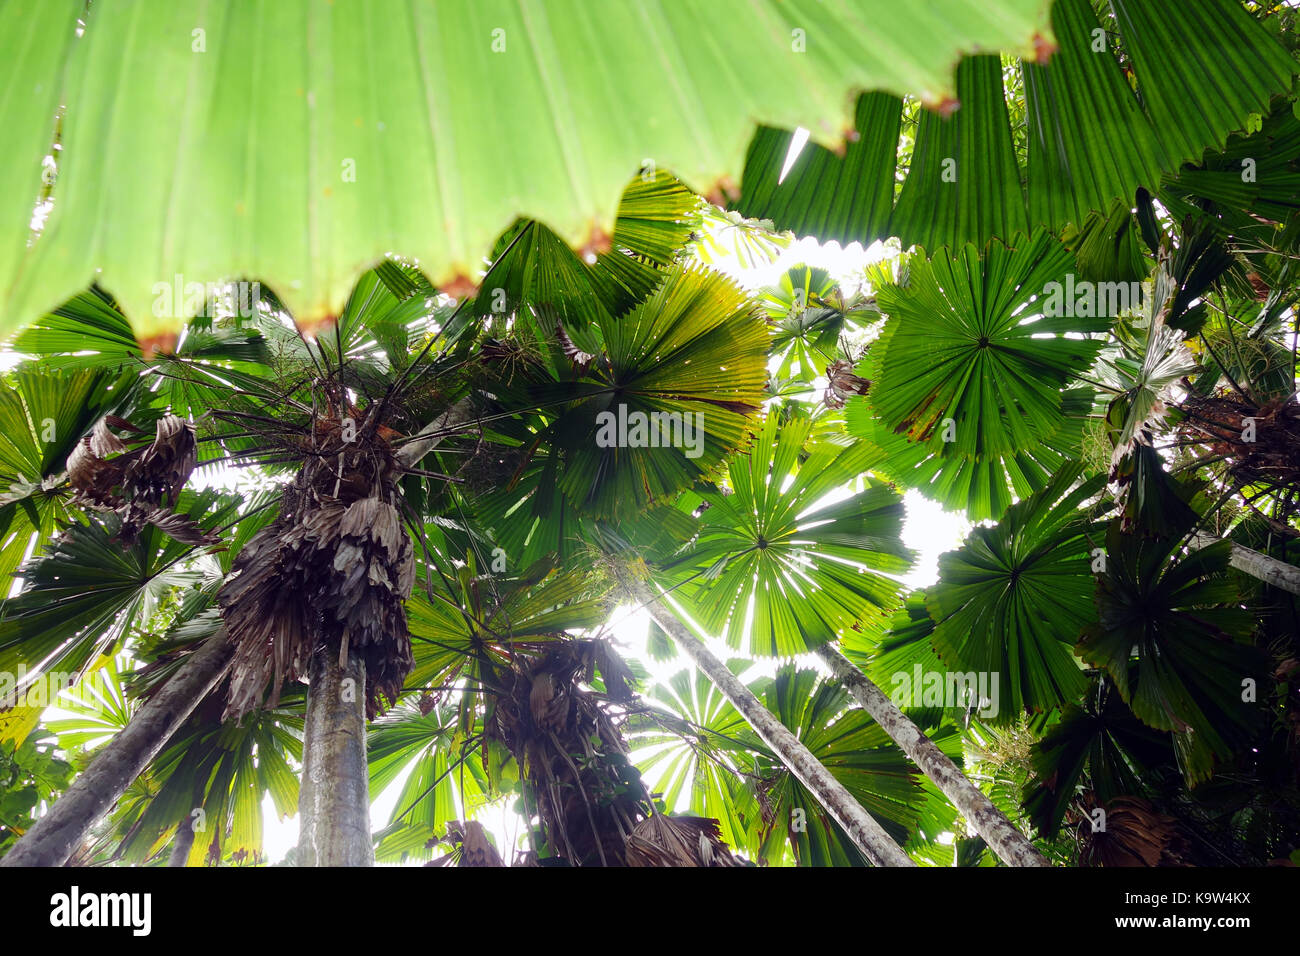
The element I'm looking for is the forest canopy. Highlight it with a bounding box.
[0,0,1298,874]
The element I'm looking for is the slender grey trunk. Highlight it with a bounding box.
[1191,533,1300,596]
[394,397,478,471]
[290,398,471,866]
[814,644,1049,866]
[167,779,207,867]
[1,631,234,868]
[627,580,914,867]
[167,814,197,867]
[297,647,373,866]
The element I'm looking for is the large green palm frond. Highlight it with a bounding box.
[630,664,932,865]
[867,230,1107,454]
[2,0,1070,335]
[761,265,878,384]
[468,261,768,552]
[0,491,240,691]
[0,363,139,582]
[850,230,1106,519]
[735,0,1293,251]
[1077,522,1266,785]
[746,666,928,866]
[476,170,702,334]
[368,703,493,865]
[115,695,303,866]
[625,668,759,857]
[925,468,1107,719]
[1020,677,1176,840]
[662,407,912,656]
[558,263,768,520]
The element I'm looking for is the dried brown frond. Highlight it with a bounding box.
[480,636,739,866]
[626,813,744,867]
[823,358,871,409]
[483,639,645,865]
[123,414,198,506]
[1177,391,1300,493]
[1078,795,1190,867]
[426,821,504,867]
[218,412,414,722]
[67,413,211,545]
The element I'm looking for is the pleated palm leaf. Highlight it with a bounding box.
[734,0,1293,253]
[375,553,743,866]
[661,406,912,656]
[0,492,240,696]
[760,264,877,384]
[3,0,1137,335]
[467,259,769,569]
[851,230,1108,520]
[47,649,303,867]
[0,361,145,583]
[1077,521,1266,785]
[925,468,1107,718]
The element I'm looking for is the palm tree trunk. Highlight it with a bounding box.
[394,397,478,470]
[284,398,474,867]
[167,779,207,866]
[1191,533,1300,595]
[167,814,197,866]
[813,644,1049,866]
[296,646,373,866]
[1,631,233,868]
[626,580,914,867]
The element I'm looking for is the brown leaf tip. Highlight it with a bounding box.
[580,227,613,261]
[931,96,961,119]
[441,273,479,302]
[296,314,339,339]
[706,175,739,208]
[138,332,179,358]
[1032,32,1058,64]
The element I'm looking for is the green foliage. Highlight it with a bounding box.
[762,265,876,382]
[630,664,947,866]
[0,731,74,858]
[927,469,1104,717]
[665,408,912,656]
[3,3,1300,867]
[1078,523,1266,784]
[736,0,1294,250]
[850,230,1105,518]
[1022,679,1175,838]
[0,363,139,583]
[1,0,1065,335]
[0,493,238,683]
